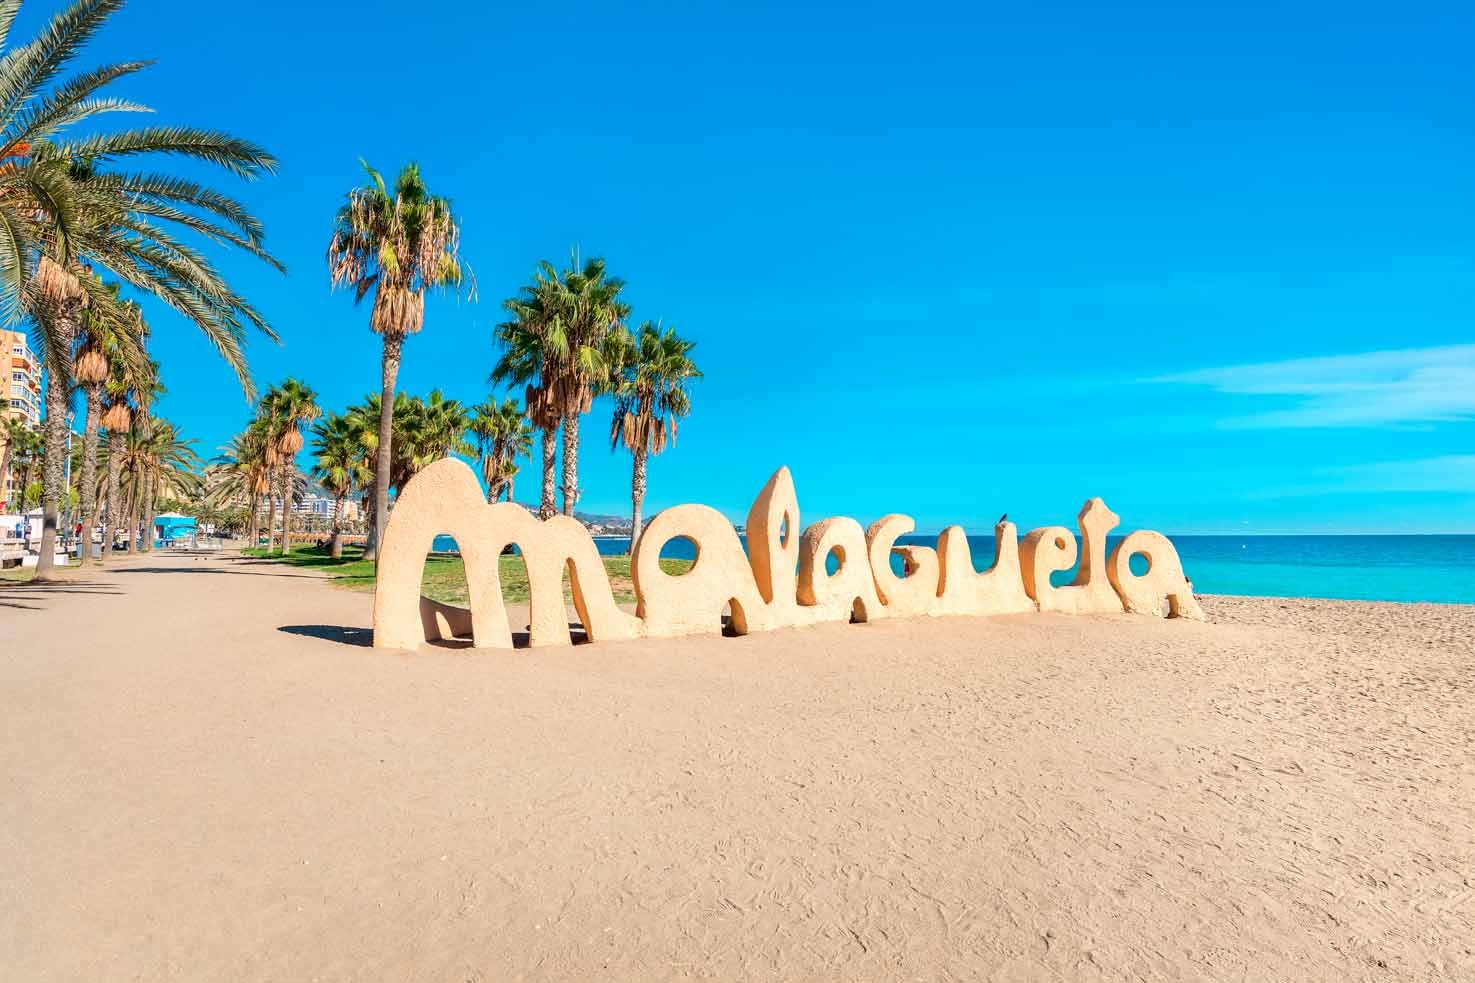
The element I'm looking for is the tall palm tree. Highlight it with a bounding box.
[469,396,533,503]
[491,275,562,518]
[549,255,626,517]
[258,379,319,555]
[31,159,278,570]
[70,279,138,564]
[125,358,163,552]
[492,253,627,518]
[604,322,701,548]
[327,160,469,562]
[254,388,285,552]
[210,426,270,548]
[98,396,130,556]
[311,412,369,558]
[97,346,154,558]
[119,417,199,548]
[2,0,284,579]
[135,420,200,503]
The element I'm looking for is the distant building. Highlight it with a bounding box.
[294,494,336,518]
[293,494,362,524]
[1,329,42,510]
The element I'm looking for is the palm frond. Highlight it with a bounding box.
[55,125,277,178]
[0,0,124,136]
[0,199,27,324]
[4,60,151,147]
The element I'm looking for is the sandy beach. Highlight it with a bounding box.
[2,551,1471,982]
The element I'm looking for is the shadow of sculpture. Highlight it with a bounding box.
[278,624,373,648]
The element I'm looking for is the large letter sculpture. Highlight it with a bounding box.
[373,459,1204,650]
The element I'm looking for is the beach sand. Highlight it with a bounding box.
[1,551,1471,981]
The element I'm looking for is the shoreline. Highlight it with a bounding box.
[1203,592,1475,608]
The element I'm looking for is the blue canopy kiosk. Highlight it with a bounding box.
[153,513,197,548]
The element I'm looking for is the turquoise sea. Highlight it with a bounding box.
[1100,535,1475,605]
[430,534,1475,605]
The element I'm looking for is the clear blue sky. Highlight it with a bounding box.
[36,0,1474,534]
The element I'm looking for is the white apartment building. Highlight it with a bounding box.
[293,494,335,518]
[294,494,362,523]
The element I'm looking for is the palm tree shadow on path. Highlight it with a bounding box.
[109,563,326,579]
[0,580,123,610]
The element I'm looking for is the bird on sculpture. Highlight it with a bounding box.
[997,512,1008,525]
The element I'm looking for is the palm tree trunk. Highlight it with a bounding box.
[123,471,139,554]
[630,444,648,552]
[0,438,13,513]
[329,492,345,558]
[247,492,259,550]
[103,443,122,560]
[539,424,557,519]
[505,473,515,503]
[265,472,278,554]
[280,464,294,555]
[360,479,375,552]
[560,412,580,516]
[361,488,374,550]
[138,477,150,552]
[141,475,157,552]
[368,334,403,563]
[76,387,101,565]
[35,356,73,581]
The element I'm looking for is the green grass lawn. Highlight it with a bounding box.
[242,544,692,606]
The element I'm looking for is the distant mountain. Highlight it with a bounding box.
[575,512,632,532]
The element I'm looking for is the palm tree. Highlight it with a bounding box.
[549,256,627,516]
[333,389,469,539]
[374,390,470,497]
[492,253,627,518]
[340,396,381,544]
[98,396,130,556]
[12,425,43,509]
[70,280,139,564]
[1,0,284,579]
[126,359,164,553]
[96,345,157,557]
[327,161,469,562]
[311,413,369,558]
[469,396,533,503]
[209,426,271,548]
[258,379,319,555]
[254,389,284,552]
[138,421,201,506]
[491,275,563,518]
[604,322,701,548]
[1,415,34,510]
[119,417,200,548]
[403,389,470,471]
